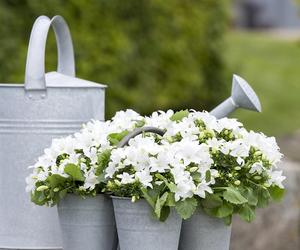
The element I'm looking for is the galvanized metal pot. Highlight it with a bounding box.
[0,15,106,249]
[112,197,182,250]
[179,209,232,250]
[58,194,118,250]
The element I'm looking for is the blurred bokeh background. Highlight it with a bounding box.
[0,0,299,249]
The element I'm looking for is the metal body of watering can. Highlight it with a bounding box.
[0,15,106,249]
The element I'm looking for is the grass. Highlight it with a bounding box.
[225,30,300,136]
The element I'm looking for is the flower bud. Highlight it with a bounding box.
[189,167,198,172]
[254,151,262,157]
[53,187,60,192]
[131,196,136,203]
[254,176,262,180]
[234,166,241,171]
[234,180,241,186]
[36,185,49,192]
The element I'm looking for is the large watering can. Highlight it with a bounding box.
[0,15,106,249]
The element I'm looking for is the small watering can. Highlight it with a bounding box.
[0,15,106,249]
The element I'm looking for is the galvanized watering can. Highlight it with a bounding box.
[0,15,106,249]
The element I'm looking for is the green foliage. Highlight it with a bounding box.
[170,110,189,122]
[64,164,85,181]
[108,130,129,146]
[268,185,285,202]
[0,0,228,118]
[175,197,198,220]
[223,187,248,205]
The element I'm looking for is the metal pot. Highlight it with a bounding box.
[179,209,232,250]
[58,194,118,250]
[112,197,182,250]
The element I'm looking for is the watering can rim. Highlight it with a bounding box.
[0,72,107,89]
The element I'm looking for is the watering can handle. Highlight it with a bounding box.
[118,127,165,148]
[24,15,75,91]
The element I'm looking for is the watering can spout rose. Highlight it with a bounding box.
[0,15,107,249]
[210,74,262,118]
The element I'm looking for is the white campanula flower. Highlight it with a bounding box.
[82,170,99,190]
[194,182,213,198]
[242,131,283,164]
[111,109,143,131]
[173,139,212,167]
[174,179,195,201]
[145,110,174,129]
[249,162,265,174]
[25,173,37,192]
[206,138,225,151]
[135,171,153,188]
[117,172,135,184]
[216,117,242,134]
[267,170,286,188]
[164,117,199,141]
[189,110,219,131]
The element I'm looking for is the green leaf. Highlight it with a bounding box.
[141,187,155,208]
[223,187,247,205]
[201,194,223,209]
[135,120,146,128]
[64,164,84,182]
[97,149,112,175]
[31,191,47,206]
[159,206,171,222]
[48,174,67,187]
[204,201,233,218]
[256,186,271,208]
[268,186,285,202]
[216,202,233,218]
[239,204,255,222]
[166,193,176,207]
[107,130,129,146]
[154,192,169,219]
[240,187,258,206]
[155,173,177,192]
[175,197,198,220]
[223,215,232,226]
[205,170,211,183]
[170,110,189,122]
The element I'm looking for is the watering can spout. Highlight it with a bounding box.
[210,74,261,119]
[231,74,261,112]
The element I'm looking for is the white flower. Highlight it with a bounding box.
[117,172,135,184]
[206,138,224,150]
[249,162,264,174]
[136,171,153,188]
[189,111,219,131]
[149,152,171,173]
[111,109,143,130]
[82,170,99,190]
[105,162,117,178]
[216,117,242,134]
[174,179,195,201]
[194,182,213,198]
[145,110,174,129]
[25,173,37,192]
[267,170,286,188]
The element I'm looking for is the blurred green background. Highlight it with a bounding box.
[0,0,299,137]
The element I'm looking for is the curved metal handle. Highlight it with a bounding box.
[25,15,75,91]
[118,127,165,148]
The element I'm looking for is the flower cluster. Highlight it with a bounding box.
[26,109,285,224]
[26,110,144,206]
